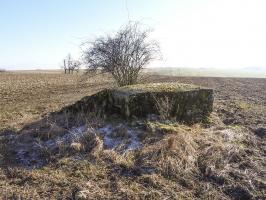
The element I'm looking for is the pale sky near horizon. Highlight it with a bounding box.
[0,0,266,70]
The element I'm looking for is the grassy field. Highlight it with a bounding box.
[0,71,265,199]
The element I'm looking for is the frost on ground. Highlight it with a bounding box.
[98,124,142,151]
[6,119,253,174]
[44,125,87,151]
[8,126,87,168]
[2,119,265,199]
[9,123,143,168]
[205,126,246,142]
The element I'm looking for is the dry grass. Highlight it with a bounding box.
[153,95,175,120]
[0,113,265,199]
[0,72,265,199]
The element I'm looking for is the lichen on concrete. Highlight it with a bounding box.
[116,82,202,93]
[64,82,214,123]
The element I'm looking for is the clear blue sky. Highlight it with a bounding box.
[0,0,266,70]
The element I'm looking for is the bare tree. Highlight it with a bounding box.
[70,60,81,74]
[83,22,160,86]
[63,54,81,74]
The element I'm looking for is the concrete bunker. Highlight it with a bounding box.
[65,82,214,123]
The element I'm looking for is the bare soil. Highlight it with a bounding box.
[0,72,265,199]
[146,75,266,130]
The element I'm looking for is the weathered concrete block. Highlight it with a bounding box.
[64,82,214,123]
[107,83,213,122]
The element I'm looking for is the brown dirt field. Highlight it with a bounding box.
[0,72,114,131]
[145,75,266,130]
[0,72,265,199]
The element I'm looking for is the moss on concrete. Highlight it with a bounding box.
[63,82,214,123]
[117,82,201,93]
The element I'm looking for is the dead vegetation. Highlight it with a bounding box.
[0,73,265,199]
[153,95,176,120]
[84,22,160,86]
[62,54,81,74]
[1,114,264,199]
